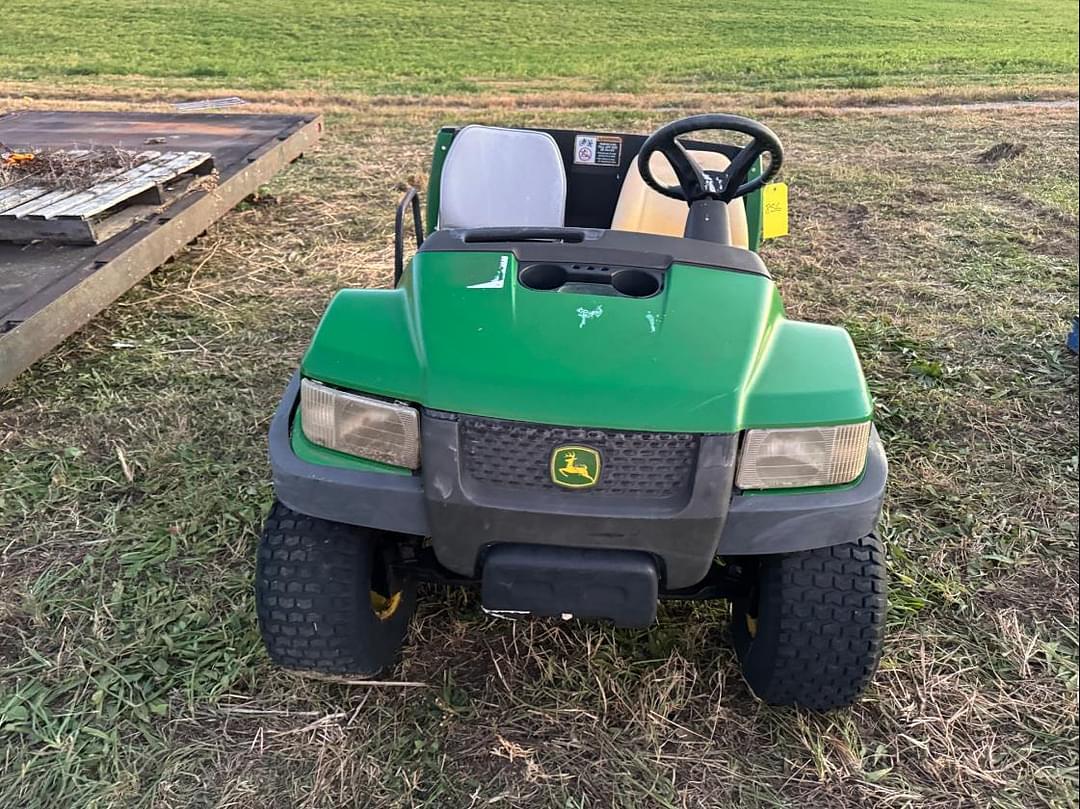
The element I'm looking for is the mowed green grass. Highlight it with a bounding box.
[1,0,1077,93]
[0,97,1077,808]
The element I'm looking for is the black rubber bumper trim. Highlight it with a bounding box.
[418,227,769,277]
[481,544,659,628]
[268,374,430,536]
[269,370,887,574]
[717,426,887,556]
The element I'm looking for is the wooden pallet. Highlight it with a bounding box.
[0,150,214,244]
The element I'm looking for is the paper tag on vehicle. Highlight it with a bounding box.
[762,182,789,240]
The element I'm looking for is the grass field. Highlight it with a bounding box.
[1,0,1078,94]
[1,3,1079,806]
[1,89,1077,807]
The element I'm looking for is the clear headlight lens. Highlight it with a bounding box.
[736,422,871,490]
[300,378,420,469]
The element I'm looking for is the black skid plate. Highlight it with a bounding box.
[480,544,658,628]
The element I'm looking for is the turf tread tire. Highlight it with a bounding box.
[732,534,887,711]
[256,501,415,676]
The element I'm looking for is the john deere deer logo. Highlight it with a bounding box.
[551,445,601,489]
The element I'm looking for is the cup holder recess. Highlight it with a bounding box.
[519,262,662,298]
[519,263,567,291]
[611,269,660,298]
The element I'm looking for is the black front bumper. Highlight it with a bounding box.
[270,375,887,590]
[482,544,660,627]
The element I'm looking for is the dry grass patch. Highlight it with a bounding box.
[0,94,1077,808]
[0,147,141,191]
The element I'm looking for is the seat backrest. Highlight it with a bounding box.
[438,126,567,230]
[610,149,749,248]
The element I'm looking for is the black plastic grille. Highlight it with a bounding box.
[458,415,699,499]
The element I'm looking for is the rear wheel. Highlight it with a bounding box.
[731,534,887,711]
[256,501,416,676]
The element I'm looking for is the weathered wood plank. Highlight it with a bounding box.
[0,186,51,214]
[2,186,86,218]
[1,180,177,244]
[25,151,169,218]
[0,216,94,244]
[50,151,212,218]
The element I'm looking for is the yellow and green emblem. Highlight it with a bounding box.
[550,445,601,489]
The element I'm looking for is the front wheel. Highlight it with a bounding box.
[731,534,887,711]
[256,501,416,676]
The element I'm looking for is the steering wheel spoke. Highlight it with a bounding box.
[656,139,707,199]
[724,142,768,197]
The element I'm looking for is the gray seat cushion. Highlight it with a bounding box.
[439,126,567,229]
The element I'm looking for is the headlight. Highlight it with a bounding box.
[736,422,871,490]
[300,378,420,469]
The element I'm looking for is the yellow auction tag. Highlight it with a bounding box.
[762,182,789,240]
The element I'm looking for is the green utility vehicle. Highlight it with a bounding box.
[256,115,888,710]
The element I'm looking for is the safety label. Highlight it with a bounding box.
[574,134,621,166]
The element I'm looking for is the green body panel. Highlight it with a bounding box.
[291,411,411,474]
[300,251,872,433]
[743,158,764,252]
[424,127,455,236]
[740,318,871,427]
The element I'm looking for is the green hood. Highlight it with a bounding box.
[300,250,871,433]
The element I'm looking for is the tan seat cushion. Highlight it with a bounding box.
[610,149,748,248]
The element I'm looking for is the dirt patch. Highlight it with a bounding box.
[845,202,871,229]
[977,141,1028,163]
[975,560,1080,623]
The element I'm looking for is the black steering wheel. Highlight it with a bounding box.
[638,114,784,204]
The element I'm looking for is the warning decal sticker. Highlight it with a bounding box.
[574,134,621,166]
